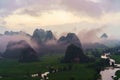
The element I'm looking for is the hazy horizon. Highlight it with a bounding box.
[0,0,120,40]
[0,1,120,80]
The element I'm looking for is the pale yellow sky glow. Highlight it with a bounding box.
[3,10,120,36]
[0,0,120,39]
[5,10,89,27]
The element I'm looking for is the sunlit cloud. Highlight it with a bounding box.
[0,0,120,38]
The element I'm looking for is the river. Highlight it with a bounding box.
[100,67,120,80]
[100,53,120,80]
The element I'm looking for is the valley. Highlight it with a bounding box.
[0,54,98,80]
[0,0,120,80]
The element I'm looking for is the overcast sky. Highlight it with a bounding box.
[0,0,120,39]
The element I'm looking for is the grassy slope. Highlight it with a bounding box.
[0,54,97,80]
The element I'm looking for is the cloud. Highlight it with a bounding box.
[100,0,120,13]
[0,18,6,25]
[0,17,7,33]
[78,27,104,43]
[0,0,20,17]
[0,0,120,37]
[61,0,120,17]
[61,0,102,17]
[0,34,39,53]
[0,0,120,18]
[0,0,61,17]
[0,0,17,9]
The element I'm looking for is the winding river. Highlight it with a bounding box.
[100,67,120,80]
[100,53,120,80]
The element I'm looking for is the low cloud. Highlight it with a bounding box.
[78,27,104,43]
[0,34,39,53]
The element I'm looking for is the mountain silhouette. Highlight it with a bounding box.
[58,33,81,47]
[3,40,39,62]
[101,33,108,39]
[32,29,56,43]
[62,44,89,63]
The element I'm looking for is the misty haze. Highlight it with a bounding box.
[0,0,120,80]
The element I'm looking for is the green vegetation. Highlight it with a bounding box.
[49,64,97,80]
[111,55,120,64]
[0,54,99,80]
[111,55,120,80]
[114,70,120,80]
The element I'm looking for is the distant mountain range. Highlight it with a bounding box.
[0,29,83,61]
[0,29,120,61]
[4,31,31,37]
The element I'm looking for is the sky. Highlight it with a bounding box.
[0,0,120,39]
